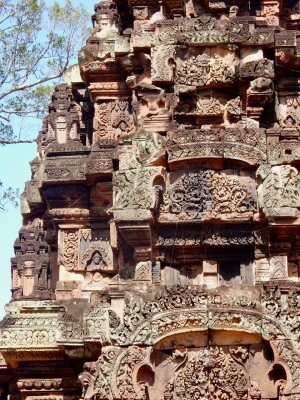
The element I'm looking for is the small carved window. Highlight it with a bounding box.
[219,261,241,285]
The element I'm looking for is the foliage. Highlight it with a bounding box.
[0,0,90,209]
[0,182,19,211]
[0,0,90,143]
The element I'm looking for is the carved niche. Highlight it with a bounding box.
[132,84,178,133]
[11,220,53,300]
[59,228,116,276]
[42,84,80,146]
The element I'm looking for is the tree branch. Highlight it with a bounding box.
[0,139,36,144]
[1,109,41,114]
[0,64,68,101]
[0,114,10,122]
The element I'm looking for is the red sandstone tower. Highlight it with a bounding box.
[1,1,300,399]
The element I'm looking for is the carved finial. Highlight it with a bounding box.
[92,0,121,37]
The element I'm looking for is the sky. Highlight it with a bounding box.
[0,143,36,318]
[0,0,92,319]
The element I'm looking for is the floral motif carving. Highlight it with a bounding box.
[61,230,78,271]
[57,312,83,343]
[153,225,254,246]
[160,166,255,221]
[257,165,300,217]
[178,17,229,44]
[84,307,110,342]
[0,329,56,346]
[80,346,122,400]
[110,286,262,345]
[261,282,300,342]
[166,128,267,165]
[163,346,249,400]
[115,346,148,400]
[4,1,300,399]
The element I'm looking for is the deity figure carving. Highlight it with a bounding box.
[87,251,106,271]
[84,250,112,284]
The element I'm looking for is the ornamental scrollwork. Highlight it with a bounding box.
[160,166,255,221]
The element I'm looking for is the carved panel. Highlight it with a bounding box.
[176,49,238,88]
[163,346,249,400]
[159,166,255,222]
[166,128,267,165]
[93,101,134,140]
[257,165,300,217]
[59,230,79,272]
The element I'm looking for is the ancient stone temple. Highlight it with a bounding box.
[3,0,300,399]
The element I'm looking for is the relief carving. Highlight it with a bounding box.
[60,230,79,272]
[115,346,149,399]
[80,346,122,400]
[176,53,237,88]
[270,256,288,280]
[257,165,300,217]
[114,166,166,221]
[163,346,249,400]
[160,166,255,221]
[80,243,112,272]
[93,101,134,140]
[152,45,176,83]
